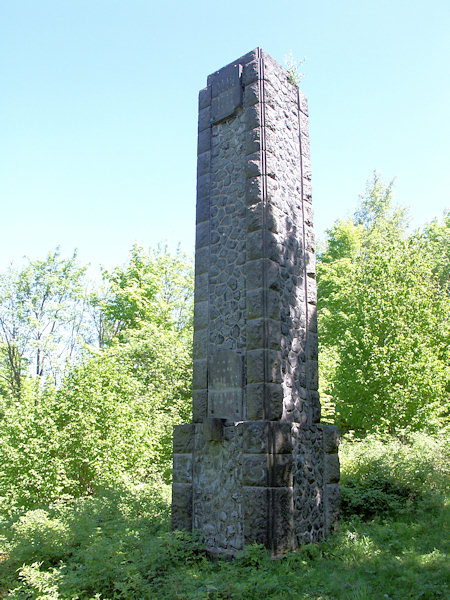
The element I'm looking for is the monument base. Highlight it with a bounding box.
[172,420,340,557]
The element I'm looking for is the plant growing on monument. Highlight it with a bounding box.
[284,50,305,86]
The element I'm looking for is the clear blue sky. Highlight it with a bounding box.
[1,0,449,273]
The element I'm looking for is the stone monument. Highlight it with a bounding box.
[172,48,340,557]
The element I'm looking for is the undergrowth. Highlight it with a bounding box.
[0,433,448,599]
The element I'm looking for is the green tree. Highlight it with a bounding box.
[0,245,194,509]
[317,174,449,434]
[97,244,193,344]
[0,249,90,398]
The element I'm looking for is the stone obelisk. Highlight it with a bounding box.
[172,48,340,557]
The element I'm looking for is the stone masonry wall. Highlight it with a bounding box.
[172,49,340,557]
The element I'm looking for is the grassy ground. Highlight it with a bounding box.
[0,433,448,600]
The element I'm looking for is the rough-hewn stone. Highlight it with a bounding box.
[172,48,340,556]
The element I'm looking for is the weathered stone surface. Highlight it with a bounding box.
[324,453,341,484]
[172,48,339,557]
[324,483,340,535]
[172,483,193,531]
[173,454,192,484]
[173,424,194,454]
[321,424,340,454]
[203,417,224,442]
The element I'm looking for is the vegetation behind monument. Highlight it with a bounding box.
[0,177,448,598]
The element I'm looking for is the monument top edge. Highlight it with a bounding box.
[206,48,289,87]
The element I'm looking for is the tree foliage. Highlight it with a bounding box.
[0,249,91,398]
[97,244,193,344]
[317,174,449,434]
[0,245,193,511]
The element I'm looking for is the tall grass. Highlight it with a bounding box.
[1,433,448,600]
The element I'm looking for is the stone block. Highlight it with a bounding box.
[193,301,208,331]
[271,487,294,554]
[247,230,263,261]
[246,383,265,420]
[267,289,280,320]
[310,391,322,424]
[246,349,283,386]
[306,333,318,361]
[303,201,314,227]
[306,274,317,304]
[197,150,211,177]
[194,273,208,303]
[299,112,309,136]
[197,173,210,201]
[243,81,260,107]
[324,483,340,535]
[312,402,321,424]
[247,203,263,231]
[199,86,211,110]
[245,103,263,130]
[198,106,211,132]
[247,349,265,383]
[245,176,263,206]
[246,259,279,291]
[195,221,209,249]
[242,454,268,486]
[324,454,340,484]
[173,424,194,454]
[172,483,192,531]
[242,59,260,86]
[272,454,294,487]
[173,454,192,484]
[298,90,309,115]
[193,389,208,423]
[246,287,264,320]
[246,259,264,290]
[245,128,262,154]
[306,360,319,391]
[197,128,211,154]
[196,194,209,224]
[307,305,318,333]
[210,62,242,97]
[193,328,207,360]
[321,425,340,454]
[241,421,293,454]
[246,318,265,350]
[211,87,243,123]
[267,319,282,350]
[266,383,284,420]
[300,133,310,158]
[192,358,207,390]
[194,247,209,276]
[305,225,315,252]
[246,152,262,178]
[306,251,316,275]
[267,350,283,384]
[241,453,292,488]
[243,486,268,544]
[203,417,224,441]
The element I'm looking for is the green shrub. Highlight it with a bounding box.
[339,431,449,519]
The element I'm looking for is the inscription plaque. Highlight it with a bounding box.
[208,349,243,419]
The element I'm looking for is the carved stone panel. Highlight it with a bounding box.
[208,349,244,420]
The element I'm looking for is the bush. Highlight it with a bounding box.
[0,322,192,512]
[339,431,449,519]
